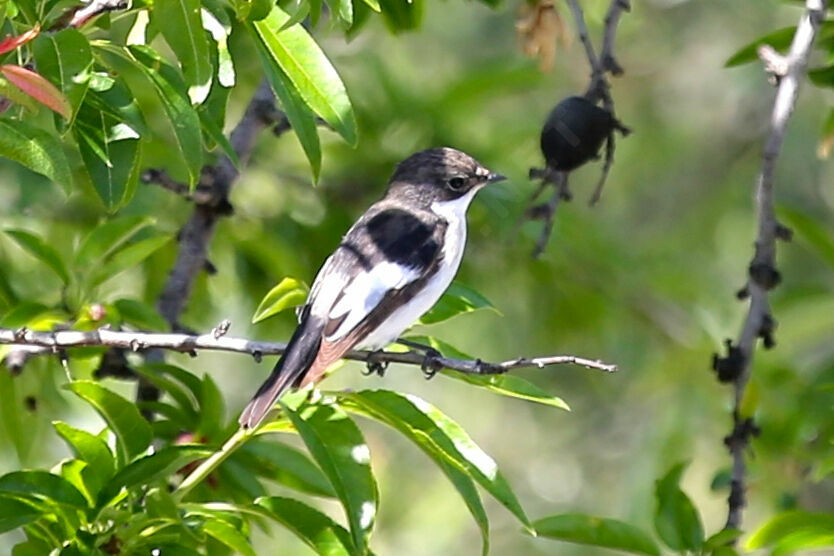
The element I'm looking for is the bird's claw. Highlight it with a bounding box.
[421,347,442,379]
[363,351,389,377]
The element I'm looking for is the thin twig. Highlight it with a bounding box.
[49,0,129,30]
[0,326,618,374]
[600,0,630,76]
[720,0,828,532]
[527,0,629,255]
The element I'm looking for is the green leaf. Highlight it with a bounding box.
[0,470,88,508]
[747,511,834,555]
[133,366,200,426]
[0,74,38,111]
[155,0,213,103]
[443,370,570,410]
[198,374,225,438]
[817,106,834,158]
[341,390,532,535]
[113,298,169,331]
[236,439,336,497]
[253,37,321,180]
[4,229,70,283]
[0,368,27,463]
[420,282,499,325]
[0,120,72,192]
[0,495,41,534]
[256,496,356,556]
[202,8,235,88]
[53,421,115,498]
[74,215,153,269]
[65,380,152,467]
[203,519,257,556]
[97,44,203,186]
[725,26,798,67]
[778,206,834,271]
[325,0,352,25]
[653,462,704,552]
[533,514,660,556]
[282,402,378,554]
[705,528,743,550]
[378,0,423,32]
[251,6,357,145]
[32,29,92,123]
[89,233,172,288]
[74,103,142,210]
[252,277,309,323]
[99,445,211,504]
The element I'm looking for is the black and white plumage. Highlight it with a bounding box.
[239,147,505,429]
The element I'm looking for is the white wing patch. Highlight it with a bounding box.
[325,261,420,340]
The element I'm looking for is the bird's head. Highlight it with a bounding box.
[387,147,505,204]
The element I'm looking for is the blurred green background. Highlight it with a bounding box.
[3,0,834,553]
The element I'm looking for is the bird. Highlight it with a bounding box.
[239,147,505,429]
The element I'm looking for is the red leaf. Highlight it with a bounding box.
[0,65,71,119]
[0,25,41,56]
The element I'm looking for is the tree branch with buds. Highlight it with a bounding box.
[713,0,829,532]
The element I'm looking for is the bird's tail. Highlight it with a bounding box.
[239,314,323,429]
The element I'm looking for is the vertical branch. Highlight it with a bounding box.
[140,80,285,407]
[155,81,281,328]
[719,0,828,531]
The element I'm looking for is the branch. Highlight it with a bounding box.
[49,0,130,30]
[0,326,618,375]
[718,0,828,532]
[152,80,280,329]
[600,0,630,76]
[527,0,630,257]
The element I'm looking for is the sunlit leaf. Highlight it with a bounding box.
[155,0,213,103]
[341,390,532,536]
[420,282,500,324]
[256,496,356,556]
[4,229,70,283]
[251,6,357,145]
[282,402,378,553]
[65,381,152,466]
[0,120,72,191]
[114,299,169,331]
[533,514,660,555]
[202,8,235,88]
[253,36,321,180]
[252,277,309,323]
[747,511,834,555]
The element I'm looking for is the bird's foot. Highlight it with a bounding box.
[394,338,443,380]
[363,350,389,377]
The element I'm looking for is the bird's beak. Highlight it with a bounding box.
[487,172,506,184]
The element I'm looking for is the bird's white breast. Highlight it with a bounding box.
[356,189,476,350]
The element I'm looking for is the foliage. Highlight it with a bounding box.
[1,0,834,554]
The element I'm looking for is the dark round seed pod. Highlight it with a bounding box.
[540,96,616,172]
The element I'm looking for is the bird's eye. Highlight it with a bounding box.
[447,177,466,190]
